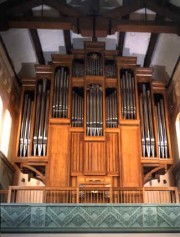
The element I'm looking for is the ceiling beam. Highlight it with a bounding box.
[112,20,179,34]
[2,16,179,35]
[27,10,45,65]
[63,30,72,54]
[143,15,162,67]
[6,0,81,17]
[144,33,158,67]
[166,56,180,88]
[7,16,75,30]
[29,29,45,64]
[117,32,125,56]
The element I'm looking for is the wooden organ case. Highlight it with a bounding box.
[15,42,173,190]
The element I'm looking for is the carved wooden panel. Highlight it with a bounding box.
[71,132,84,175]
[106,132,119,175]
[84,141,106,175]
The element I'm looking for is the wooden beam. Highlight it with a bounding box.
[27,11,45,65]
[112,20,179,34]
[63,30,72,54]
[143,15,162,67]
[7,0,81,17]
[117,32,125,56]
[103,0,144,18]
[29,29,45,64]
[0,35,21,85]
[7,16,75,30]
[166,56,180,88]
[144,33,158,67]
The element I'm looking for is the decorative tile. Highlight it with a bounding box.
[143,206,158,227]
[1,204,180,233]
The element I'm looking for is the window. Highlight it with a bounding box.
[176,113,180,158]
[0,96,2,121]
[0,109,12,157]
[0,96,3,146]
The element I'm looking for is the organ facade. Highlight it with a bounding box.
[14,41,173,194]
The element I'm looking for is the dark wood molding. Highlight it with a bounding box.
[63,30,72,54]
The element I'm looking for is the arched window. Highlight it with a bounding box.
[0,96,3,144]
[0,96,2,123]
[176,113,180,158]
[0,110,12,156]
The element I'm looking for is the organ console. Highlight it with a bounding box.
[15,42,173,189]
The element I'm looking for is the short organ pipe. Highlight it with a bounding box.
[106,89,118,128]
[71,88,84,127]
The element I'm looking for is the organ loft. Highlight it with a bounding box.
[3,39,176,204]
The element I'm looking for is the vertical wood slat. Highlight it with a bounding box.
[106,133,119,175]
[84,141,105,174]
[71,133,84,174]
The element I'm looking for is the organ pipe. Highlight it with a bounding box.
[33,79,50,156]
[106,89,118,128]
[86,84,103,136]
[120,69,136,119]
[139,84,155,157]
[19,91,34,157]
[71,88,84,127]
[154,94,169,158]
[86,52,103,76]
[52,67,69,118]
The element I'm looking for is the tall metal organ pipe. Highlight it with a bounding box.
[120,69,136,119]
[33,79,50,156]
[52,67,69,118]
[86,84,103,136]
[19,91,34,157]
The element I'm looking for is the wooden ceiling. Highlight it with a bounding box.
[0,0,179,86]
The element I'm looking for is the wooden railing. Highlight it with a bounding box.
[7,186,180,204]
[0,190,8,203]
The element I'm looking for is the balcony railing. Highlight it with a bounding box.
[5,186,180,204]
[0,190,8,203]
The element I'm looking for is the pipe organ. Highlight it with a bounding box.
[15,42,173,189]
